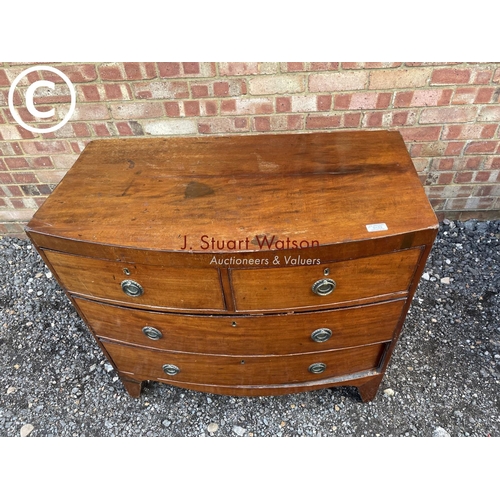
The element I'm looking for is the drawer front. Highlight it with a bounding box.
[75,297,405,355]
[230,248,422,311]
[102,341,387,387]
[44,250,225,311]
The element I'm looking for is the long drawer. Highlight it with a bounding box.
[102,340,388,387]
[43,249,225,311]
[75,297,405,355]
[230,247,422,311]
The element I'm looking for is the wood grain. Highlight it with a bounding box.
[75,296,406,355]
[102,340,388,387]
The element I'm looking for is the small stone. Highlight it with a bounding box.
[433,427,451,437]
[20,424,34,437]
[104,363,114,373]
[207,423,219,433]
[440,277,450,284]
[45,271,53,279]
[14,364,20,370]
[162,420,171,427]
[35,272,43,278]
[233,425,246,436]
[422,272,430,280]
[7,387,17,394]
[383,388,395,396]
[334,405,340,411]
[280,421,286,427]
[36,290,43,296]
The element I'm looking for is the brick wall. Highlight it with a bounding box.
[1,62,499,238]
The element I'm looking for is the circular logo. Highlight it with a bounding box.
[8,65,76,134]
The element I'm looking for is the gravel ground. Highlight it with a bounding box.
[1,219,499,438]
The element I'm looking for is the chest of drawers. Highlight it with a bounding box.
[25,131,438,402]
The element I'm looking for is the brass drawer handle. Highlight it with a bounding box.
[312,278,336,296]
[311,328,332,343]
[121,279,144,297]
[142,326,162,340]
[309,362,326,374]
[162,364,180,376]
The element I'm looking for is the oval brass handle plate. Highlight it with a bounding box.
[142,326,162,340]
[162,364,180,376]
[309,362,326,374]
[121,279,144,297]
[312,278,336,296]
[311,328,332,343]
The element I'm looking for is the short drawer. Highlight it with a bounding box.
[43,250,225,311]
[230,248,422,311]
[102,340,388,387]
[75,297,405,355]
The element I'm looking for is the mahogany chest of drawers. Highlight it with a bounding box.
[25,131,438,402]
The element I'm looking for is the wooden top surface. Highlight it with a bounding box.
[27,131,438,253]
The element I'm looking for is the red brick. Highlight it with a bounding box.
[474,171,494,182]
[9,186,23,196]
[343,62,401,69]
[285,62,304,72]
[464,141,497,154]
[22,140,70,154]
[98,63,124,81]
[431,68,471,84]
[104,83,130,100]
[192,85,209,98]
[38,64,97,83]
[420,107,477,124]
[0,68,10,86]
[392,111,413,126]
[31,157,53,168]
[12,172,38,183]
[363,112,384,127]
[445,142,465,156]
[221,100,236,113]
[473,70,492,84]
[343,112,361,127]
[305,115,341,129]
[286,115,303,130]
[436,158,455,171]
[437,172,454,184]
[184,101,200,116]
[308,63,338,71]
[276,97,291,113]
[234,118,248,128]
[317,95,332,111]
[72,123,90,137]
[93,123,112,136]
[165,102,180,117]
[463,157,483,170]
[0,172,13,183]
[399,126,442,142]
[5,157,29,169]
[475,88,495,103]
[123,62,157,80]
[394,91,413,107]
[334,94,351,109]
[201,101,217,116]
[214,82,229,96]
[455,171,473,183]
[182,62,199,74]
[158,63,181,78]
[114,122,133,135]
[81,85,100,101]
[254,116,271,131]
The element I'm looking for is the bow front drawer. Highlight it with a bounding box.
[74,296,405,355]
[43,250,225,311]
[230,247,423,311]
